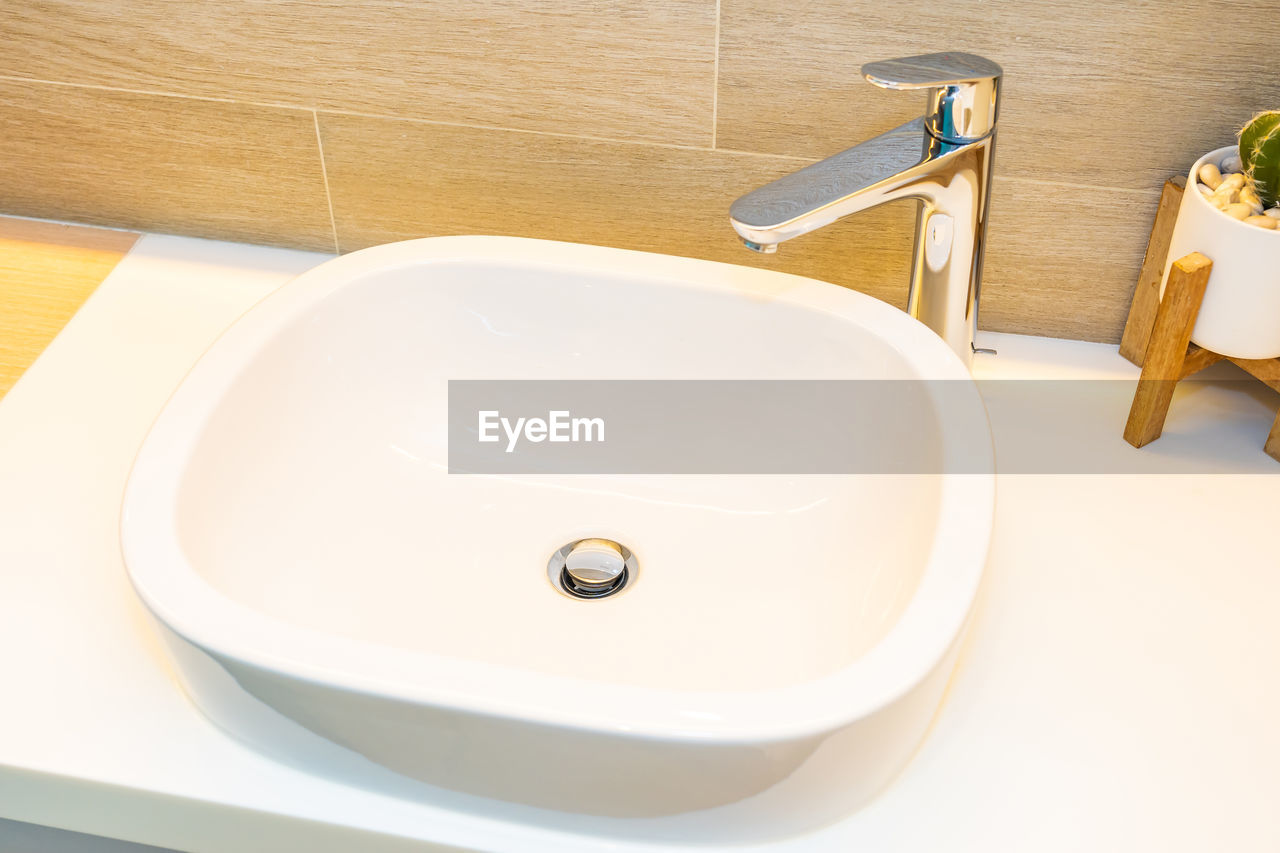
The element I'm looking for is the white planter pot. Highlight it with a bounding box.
[1163,145,1280,359]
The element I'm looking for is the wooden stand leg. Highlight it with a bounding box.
[1266,410,1280,463]
[1119,177,1185,366]
[1123,253,1213,448]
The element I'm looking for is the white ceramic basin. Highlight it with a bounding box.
[121,236,993,839]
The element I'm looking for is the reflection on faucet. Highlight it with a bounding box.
[729,52,1002,367]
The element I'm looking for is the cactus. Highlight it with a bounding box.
[1239,110,1280,209]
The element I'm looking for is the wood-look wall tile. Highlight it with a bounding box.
[318,112,916,310]
[718,0,1280,190]
[322,114,1155,342]
[982,178,1156,342]
[1,0,717,146]
[0,80,334,250]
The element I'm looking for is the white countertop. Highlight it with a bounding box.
[1,234,1277,852]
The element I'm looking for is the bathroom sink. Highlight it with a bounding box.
[121,236,993,839]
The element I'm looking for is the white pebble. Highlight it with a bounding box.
[1223,202,1253,220]
[1211,173,1245,207]
[1245,215,1278,230]
[1198,182,1215,197]
[1198,162,1224,190]
[1220,173,1245,191]
[1221,155,1243,173]
[1239,186,1264,213]
[1265,208,1280,220]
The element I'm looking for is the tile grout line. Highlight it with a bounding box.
[316,105,752,156]
[0,73,1165,196]
[994,175,1155,196]
[0,72,813,162]
[0,72,704,152]
[311,110,341,255]
[710,0,721,149]
[0,73,244,106]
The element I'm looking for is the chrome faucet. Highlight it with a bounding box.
[729,52,1002,367]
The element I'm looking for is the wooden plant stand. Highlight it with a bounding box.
[1121,177,1280,462]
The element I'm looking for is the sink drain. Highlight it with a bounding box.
[548,538,637,600]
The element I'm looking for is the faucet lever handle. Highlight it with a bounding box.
[861,52,1001,144]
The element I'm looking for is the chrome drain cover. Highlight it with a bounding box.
[548,538,637,600]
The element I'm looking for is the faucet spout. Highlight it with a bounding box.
[728,52,1001,368]
[731,118,939,244]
